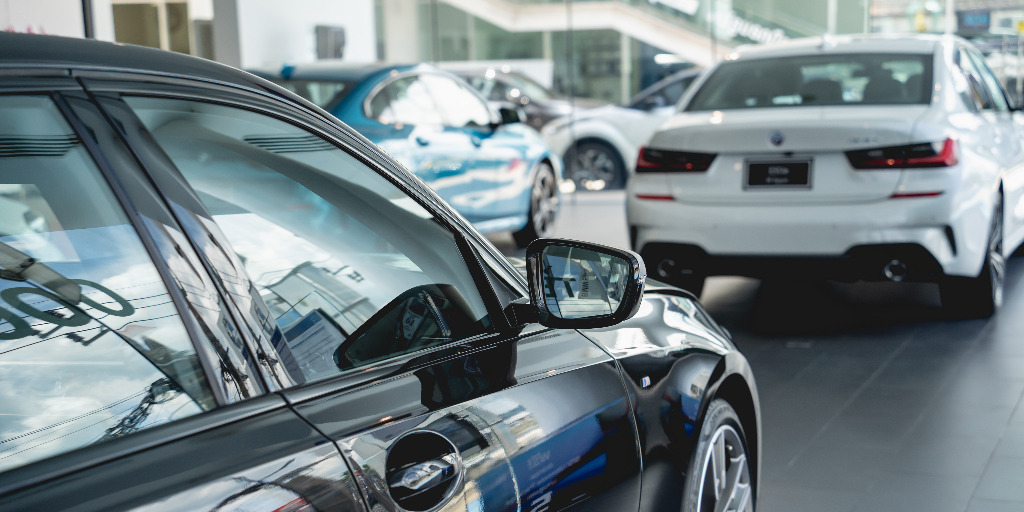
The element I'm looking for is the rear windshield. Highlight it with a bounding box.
[686,53,933,111]
[272,79,355,112]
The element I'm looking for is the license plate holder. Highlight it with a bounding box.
[745,160,812,189]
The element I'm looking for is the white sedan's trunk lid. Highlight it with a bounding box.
[648,105,932,205]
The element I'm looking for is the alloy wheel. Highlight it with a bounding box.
[695,424,753,512]
[531,166,558,238]
[989,199,1006,309]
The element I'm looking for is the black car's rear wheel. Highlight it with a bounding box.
[683,399,753,512]
[512,162,558,248]
[940,196,1004,319]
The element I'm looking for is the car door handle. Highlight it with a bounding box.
[469,135,482,147]
[415,135,430,146]
[388,454,460,493]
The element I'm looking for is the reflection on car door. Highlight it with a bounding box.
[115,89,641,511]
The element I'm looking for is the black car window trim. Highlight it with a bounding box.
[80,82,518,376]
[44,90,239,407]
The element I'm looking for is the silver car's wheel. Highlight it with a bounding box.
[567,141,625,190]
[512,163,558,248]
[684,399,754,512]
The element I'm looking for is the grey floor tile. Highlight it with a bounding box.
[853,473,977,512]
[966,498,1024,512]
[756,484,862,512]
[973,455,1024,502]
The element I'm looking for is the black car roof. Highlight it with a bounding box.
[0,32,268,91]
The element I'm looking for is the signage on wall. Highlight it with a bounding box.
[957,10,991,32]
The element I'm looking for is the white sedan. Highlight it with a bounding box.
[627,34,1024,318]
[542,68,702,190]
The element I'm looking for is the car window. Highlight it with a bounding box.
[506,72,555,101]
[124,97,494,384]
[421,74,493,128]
[956,47,996,111]
[0,96,218,473]
[465,76,502,101]
[686,53,932,111]
[966,48,1010,113]
[367,75,444,126]
[629,74,697,110]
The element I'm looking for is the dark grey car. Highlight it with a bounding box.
[0,33,759,512]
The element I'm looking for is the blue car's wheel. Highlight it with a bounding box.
[512,162,558,248]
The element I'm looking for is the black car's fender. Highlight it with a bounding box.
[579,290,760,511]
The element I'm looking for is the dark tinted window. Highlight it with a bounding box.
[687,53,932,111]
[0,96,216,473]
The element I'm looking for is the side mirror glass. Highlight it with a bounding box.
[521,239,646,328]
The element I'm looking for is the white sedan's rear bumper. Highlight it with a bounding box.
[627,185,991,280]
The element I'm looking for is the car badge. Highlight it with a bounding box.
[769,131,785,147]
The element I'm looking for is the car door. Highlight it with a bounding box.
[110,84,643,512]
[962,47,1024,249]
[0,79,362,511]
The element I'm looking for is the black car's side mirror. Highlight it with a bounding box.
[506,238,646,328]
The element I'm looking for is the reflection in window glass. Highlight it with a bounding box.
[0,96,214,473]
[421,74,492,128]
[367,76,444,125]
[125,97,493,384]
[541,246,629,320]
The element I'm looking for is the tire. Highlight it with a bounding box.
[566,141,625,190]
[683,399,754,512]
[512,163,559,248]
[940,196,1005,319]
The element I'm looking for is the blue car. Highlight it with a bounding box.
[254,62,562,247]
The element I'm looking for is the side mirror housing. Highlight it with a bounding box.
[507,238,646,328]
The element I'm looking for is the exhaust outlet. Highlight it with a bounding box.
[883,259,908,282]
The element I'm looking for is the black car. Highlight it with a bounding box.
[0,33,760,512]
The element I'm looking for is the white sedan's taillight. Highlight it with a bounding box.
[636,146,717,173]
[845,138,958,169]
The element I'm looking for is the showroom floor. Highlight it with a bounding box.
[494,190,1024,512]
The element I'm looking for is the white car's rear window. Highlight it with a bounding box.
[686,53,932,111]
